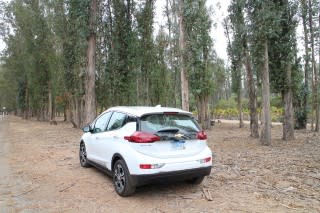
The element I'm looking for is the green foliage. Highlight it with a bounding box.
[184,0,213,99]
[150,27,171,106]
[270,95,282,108]
[227,0,246,94]
[213,95,284,122]
[247,0,282,77]
[0,65,16,110]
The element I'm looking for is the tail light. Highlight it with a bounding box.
[139,163,165,169]
[139,164,152,169]
[197,131,207,140]
[199,157,212,164]
[124,131,160,143]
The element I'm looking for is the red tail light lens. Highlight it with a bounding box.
[199,156,212,164]
[139,164,152,169]
[124,131,160,143]
[204,157,211,162]
[139,163,165,169]
[197,131,207,140]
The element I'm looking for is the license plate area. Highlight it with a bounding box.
[171,140,185,150]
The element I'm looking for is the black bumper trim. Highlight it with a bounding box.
[129,166,211,186]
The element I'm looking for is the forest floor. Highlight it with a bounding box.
[0,116,319,213]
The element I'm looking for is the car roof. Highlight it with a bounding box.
[105,106,192,117]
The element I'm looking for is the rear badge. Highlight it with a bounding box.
[174,133,184,139]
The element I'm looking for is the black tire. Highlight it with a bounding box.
[187,176,205,184]
[79,142,90,168]
[113,159,135,197]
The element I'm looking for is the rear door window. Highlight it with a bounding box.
[106,112,127,131]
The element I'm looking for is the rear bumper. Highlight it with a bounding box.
[129,166,212,187]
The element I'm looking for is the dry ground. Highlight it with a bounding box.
[0,116,319,213]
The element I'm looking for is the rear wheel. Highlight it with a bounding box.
[187,176,205,184]
[113,159,135,196]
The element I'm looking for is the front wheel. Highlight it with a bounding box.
[113,159,135,196]
[79,143,90,168]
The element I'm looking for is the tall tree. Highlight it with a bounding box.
[268,0,298,140]
[185,0,213,129]
[137,0,155,105]
[299,0,309,129]
[280,0,297,140]
[165,0,180,107]
[247,0,279,145]
[308,0,319,131]
[224,17,244,128]
[228,0,259,134]
[179,0,189,111]
[150,27,170,105]
[83,0,97,126]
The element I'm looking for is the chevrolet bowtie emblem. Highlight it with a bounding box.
[175,133,184,138]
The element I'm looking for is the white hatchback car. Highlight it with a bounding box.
[80,106,212,196]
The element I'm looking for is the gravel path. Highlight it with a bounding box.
[0,116,319,212]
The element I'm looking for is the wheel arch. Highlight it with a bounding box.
[111,153,125,172]
[80,140,85,145]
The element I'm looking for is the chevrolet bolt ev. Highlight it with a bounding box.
[80,106,212,196]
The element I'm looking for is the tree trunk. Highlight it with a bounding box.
[283,63,295,140]
[301,0,309,129]
[70,96,84,128]
[204,96,210,130]
[260,40,271,146]
[244,49,259,137]
[238,87,244,128]
[179,0,189,111]
[318,9,320,132]
[308,0,317,131]
[48,81,56,122]
[23,80,29,120]
[197,95,210,130]
[83,0,97,127]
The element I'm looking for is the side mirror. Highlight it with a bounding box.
[83,126,91,133]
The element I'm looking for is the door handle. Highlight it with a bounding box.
[113,136,119,139]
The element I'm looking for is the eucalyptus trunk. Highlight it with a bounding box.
[84,0,97,127]
[71,96,84,128]
[237,88,244,128]
[283,64,294,140]
[301,0,309,129]
[23,80,29,120]
[197,95,210,130]
[179,0,189,111]
[244,50,259,137]
[48,81,56,122]
[260,40,271,146]
[308,0,318,131]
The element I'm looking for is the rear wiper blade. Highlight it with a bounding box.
[156,128,180,133]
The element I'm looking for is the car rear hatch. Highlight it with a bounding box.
[125,112,207,159]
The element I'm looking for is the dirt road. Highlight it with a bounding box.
[0,116,319,212]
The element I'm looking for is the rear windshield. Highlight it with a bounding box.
[140,114,200,133]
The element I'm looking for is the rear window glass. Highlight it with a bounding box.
[140,114,200,133]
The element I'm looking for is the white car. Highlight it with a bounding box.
[80,106,212,196]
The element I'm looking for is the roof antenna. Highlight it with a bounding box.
[155,105,161,108]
